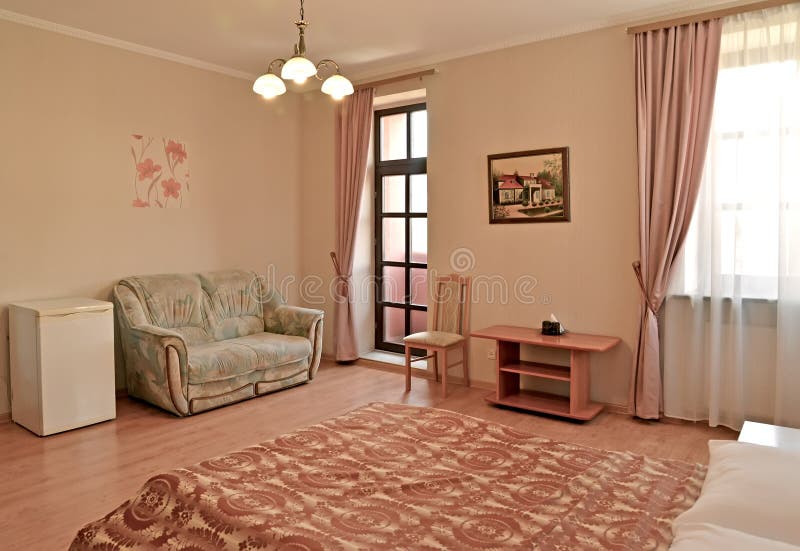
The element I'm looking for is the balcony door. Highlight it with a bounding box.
[374,103,427,353]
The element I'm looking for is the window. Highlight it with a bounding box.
[662,5,800,430]
[374,103,427,353]
[672,13,800,300]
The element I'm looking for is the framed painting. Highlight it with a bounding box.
[487,147,570,224]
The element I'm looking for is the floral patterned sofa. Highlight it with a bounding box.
[113,270,323,416]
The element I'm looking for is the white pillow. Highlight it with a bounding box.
[673,440,800,545]
[671,523,800,551]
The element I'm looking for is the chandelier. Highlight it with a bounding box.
[252,0,354,100]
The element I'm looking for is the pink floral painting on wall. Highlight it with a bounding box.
[130,134,190,208]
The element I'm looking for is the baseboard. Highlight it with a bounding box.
[0,411,10,423]
[464,379,495,391]
[659,415,714,426]
[604,403,632,416]
[115,389,128,398]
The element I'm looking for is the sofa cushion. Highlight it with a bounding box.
[200,270,265,341]
[120,273,212,345]
[188,332,312,384]
[232,333,312,369]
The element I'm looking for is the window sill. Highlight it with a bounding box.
[666,294,778,328]
[668,294,777,304]
[360,350,428,369]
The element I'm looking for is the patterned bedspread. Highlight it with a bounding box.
[70,402,705,550]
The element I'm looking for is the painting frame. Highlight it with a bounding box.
[487,147,570,224]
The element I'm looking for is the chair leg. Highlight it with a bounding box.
[404,345,411,392]
[463,343,470,387]
[432,350,439,382]
[441,348,448,397]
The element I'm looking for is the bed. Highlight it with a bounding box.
[70,402,706,550]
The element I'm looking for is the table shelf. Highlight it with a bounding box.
[499,361,570,382]
[486,390,570,416]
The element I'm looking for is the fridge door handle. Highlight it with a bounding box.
[41,310,112,318]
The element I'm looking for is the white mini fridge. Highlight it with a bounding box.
[10,297,116,436]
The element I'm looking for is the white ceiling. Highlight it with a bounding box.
[0,0,735,80]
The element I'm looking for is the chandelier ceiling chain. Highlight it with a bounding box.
[252,0,354,101]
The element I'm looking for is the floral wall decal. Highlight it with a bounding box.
[130,135,190,208]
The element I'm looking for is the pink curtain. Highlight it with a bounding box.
[632,20,722,418]
[331,88,375,362]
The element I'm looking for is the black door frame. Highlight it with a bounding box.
[374,102,427,354]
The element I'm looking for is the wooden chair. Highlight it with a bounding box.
[403,274,472,397]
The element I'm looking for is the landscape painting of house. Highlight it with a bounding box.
[487,147,570,223]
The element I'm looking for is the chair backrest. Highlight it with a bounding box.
[431,274,472,336]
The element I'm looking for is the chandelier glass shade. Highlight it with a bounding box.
[280,56,317,83]
[252,0,354,100]
[252,73,286,98]
[320,73,355,100]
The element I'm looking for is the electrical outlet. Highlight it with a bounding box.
[487,349,496,360]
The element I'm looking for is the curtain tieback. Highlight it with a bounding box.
[329,252,351,279]
[632,261,658,314]
[330,252,352,299]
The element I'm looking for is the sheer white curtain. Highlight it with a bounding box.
[664,4,800,430]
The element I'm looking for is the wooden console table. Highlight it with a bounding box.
[471,325,620,421]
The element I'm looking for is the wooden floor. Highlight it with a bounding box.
[0,361,736,549]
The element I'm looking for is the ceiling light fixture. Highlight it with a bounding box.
[252,0,354,100]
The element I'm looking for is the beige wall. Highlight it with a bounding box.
[0,19,641,416]
[297,93,338,355]
[429,25,640,407]
[0,21,302,415]
[298,25,640,407]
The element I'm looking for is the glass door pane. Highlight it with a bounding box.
[382,218,406,262]
[382,175,405,213]
[410,218,427,264]
[410,174,427,213]
[410,268,428,306]
[411,110,427,158]
[382,266,406,304]
[383,306,406,344]
[380,114,407,161]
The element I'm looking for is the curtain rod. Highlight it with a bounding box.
[354,69,437,90]
[626,0,797,34]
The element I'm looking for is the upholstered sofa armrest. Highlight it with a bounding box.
[130,323,184,340]
[266,305,323,337]
[126,324,190,416]
[265,305,324,379]
[129,324,189,355]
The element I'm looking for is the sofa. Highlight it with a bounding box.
[113,269,323,416]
